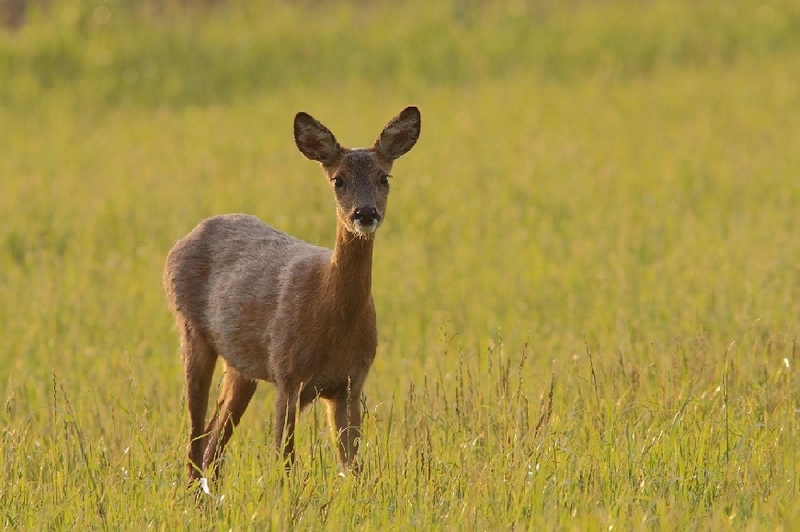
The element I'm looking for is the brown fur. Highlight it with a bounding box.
[163,107,421,482]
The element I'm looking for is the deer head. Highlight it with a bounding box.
[294,106,421,237]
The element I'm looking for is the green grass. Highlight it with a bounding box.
[2,0,800,528]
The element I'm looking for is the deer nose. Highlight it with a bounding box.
[352,207,381,225]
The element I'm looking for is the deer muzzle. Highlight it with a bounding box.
[351,207,382,234]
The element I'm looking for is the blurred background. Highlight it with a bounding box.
[2,1,800,527]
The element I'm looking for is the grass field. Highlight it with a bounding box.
[2,0,800,528]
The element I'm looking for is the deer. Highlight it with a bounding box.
[163,106,421,484]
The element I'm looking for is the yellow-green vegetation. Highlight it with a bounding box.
[2,0,800,528]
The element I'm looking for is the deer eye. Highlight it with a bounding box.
[379,175,391,186]
[332,176,344,189]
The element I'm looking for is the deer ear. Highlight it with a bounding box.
[294,112,343,166]
[374,106,421,161]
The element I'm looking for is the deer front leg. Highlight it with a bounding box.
[325,383,363,472]
[275,383,321,471]
[275,393,298,471]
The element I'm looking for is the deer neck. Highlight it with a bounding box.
[322,221,374,314]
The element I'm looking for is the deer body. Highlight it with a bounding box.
[164,107,420,482]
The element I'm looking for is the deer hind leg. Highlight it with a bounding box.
[325,380,364,473]
[180,320,218,483]
[202,363,258,480]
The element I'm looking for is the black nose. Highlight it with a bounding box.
[352,207,381,225]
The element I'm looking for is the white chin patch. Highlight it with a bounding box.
[353,221,378,234]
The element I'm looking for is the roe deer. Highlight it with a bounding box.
[163,107,421,482]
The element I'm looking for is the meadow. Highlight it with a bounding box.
[2,0,800,528]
